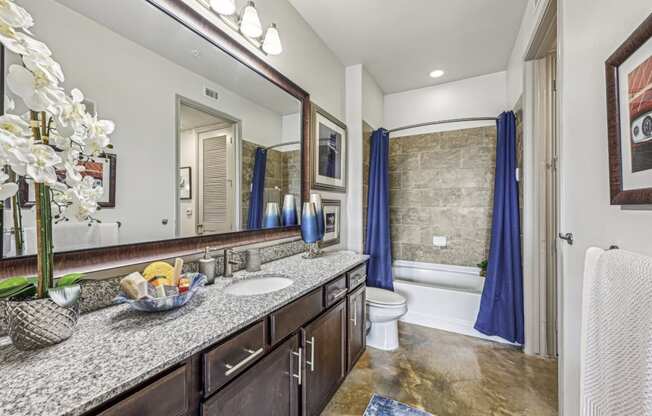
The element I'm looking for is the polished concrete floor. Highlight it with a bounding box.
[323,323,558,416]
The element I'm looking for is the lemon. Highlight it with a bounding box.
[143,261,174,285]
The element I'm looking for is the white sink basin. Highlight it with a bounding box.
[225,274,293,296]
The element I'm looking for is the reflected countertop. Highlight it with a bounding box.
[0,250,368,416]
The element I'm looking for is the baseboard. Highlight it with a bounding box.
[399,311,520,346]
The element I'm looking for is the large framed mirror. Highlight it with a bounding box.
[0,0,309,276]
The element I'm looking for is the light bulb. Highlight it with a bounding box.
[262,24,282,55]
[240,1,263,38]
[210,0,236,16]
[429,69,445,78]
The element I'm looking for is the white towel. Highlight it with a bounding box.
[580,248,652,415]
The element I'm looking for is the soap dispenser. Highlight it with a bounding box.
[198,247,216,285]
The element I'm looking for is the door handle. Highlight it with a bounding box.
[305,336,315,372]
[350,300,357,327]
[291,348,302,385]
[558,232,573,245]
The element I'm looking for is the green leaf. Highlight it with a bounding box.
[55,273,85,287]
[0,276,30,294]
[0,276,36,299]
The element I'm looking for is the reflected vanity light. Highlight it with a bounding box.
[209,0,235,16]
[201,0,282,56]
[262,24,282,55]
[240,2,263,38]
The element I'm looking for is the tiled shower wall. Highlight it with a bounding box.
[241,140,300,224]
[380,127,497,267]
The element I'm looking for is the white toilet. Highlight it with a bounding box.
[365,286,408,351]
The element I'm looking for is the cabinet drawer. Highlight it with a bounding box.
[347,264,367,290]
[97,365,188,416]
[203,320,266,397]
[269,288,323,346]
[324,275,347,307]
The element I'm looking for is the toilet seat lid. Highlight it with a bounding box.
[366,287,406,306]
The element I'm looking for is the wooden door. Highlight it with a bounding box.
[347,286,366,371]
[202,333,300,416]
[197,129,233,235]
[302,300,347,416]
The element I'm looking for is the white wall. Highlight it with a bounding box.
[13,0,285,247]
[181,0,345,121]
[384,71,507,137]
[362,67,384,130]
[505,0,548,109]
[558,1,652,414]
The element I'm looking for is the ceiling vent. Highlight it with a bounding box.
[204,87,219,101]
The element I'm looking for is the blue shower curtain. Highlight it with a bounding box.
[474,111,524,344]
[247,147,267,229]
[365,128,393,290]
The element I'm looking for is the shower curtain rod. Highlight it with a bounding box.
[388,116,498,134]
[265,140,300,150]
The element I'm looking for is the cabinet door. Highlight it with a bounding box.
[347,286,366,371]
[303,300,347,416]
[202,334,301,416]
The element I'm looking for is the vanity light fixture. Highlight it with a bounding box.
[429,69,445,78]
[240,1,263,38]
[201,0,282,56]
[262,23,282,55]
[209,0,236,16]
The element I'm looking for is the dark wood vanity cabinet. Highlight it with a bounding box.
[347,285,366,371]
[202,333,301,416]
[302,300,347,416]
[87,262,367,416]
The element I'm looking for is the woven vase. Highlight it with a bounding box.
[5,297,80,351]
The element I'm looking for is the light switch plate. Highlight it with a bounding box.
[432,236,447,247]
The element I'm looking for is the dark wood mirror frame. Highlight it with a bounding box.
[0,0,311,277]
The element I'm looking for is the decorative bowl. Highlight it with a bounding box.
[114,273,206,312]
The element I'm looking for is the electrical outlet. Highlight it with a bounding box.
[432,236,447,248]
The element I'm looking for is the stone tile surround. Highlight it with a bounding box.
[385,127,497,267]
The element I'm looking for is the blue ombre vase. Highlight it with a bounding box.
[301,202,320,244]
[310,193,325,240]
[282,194,298,226]
[262,202,281,229]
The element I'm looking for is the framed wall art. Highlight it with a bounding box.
[311,104,347,193]
[321,198,341,247]
[606,13,652,204]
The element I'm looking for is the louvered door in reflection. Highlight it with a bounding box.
[198,132,232,234]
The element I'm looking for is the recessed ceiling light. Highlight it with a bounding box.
[429,70,445,78]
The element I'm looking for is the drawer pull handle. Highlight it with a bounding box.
[224,347,264,376]
[306,336,316,372]
[291,348,302,385]
[351,300,357,326]
[331,288,347,301]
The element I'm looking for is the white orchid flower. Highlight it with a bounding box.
[6,64,64,112]
[0,113,30,137]
[53,88,86,136]
[4,94,14,112]
[0,170,18,200]
[84,114,114,155]
[64,175,103,221]
[0,25,49,56]
[0,129,30,174]
[0,177,18,200]
[0,0,33,31]
[23,52,64,84]
[25,143,61,184]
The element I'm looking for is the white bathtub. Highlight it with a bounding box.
[393,260,514,344]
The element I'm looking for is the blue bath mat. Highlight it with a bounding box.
[363,394,433,416]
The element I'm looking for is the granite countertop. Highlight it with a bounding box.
[0,251,368,416]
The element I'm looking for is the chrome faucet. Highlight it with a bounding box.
[223,248,238,277]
